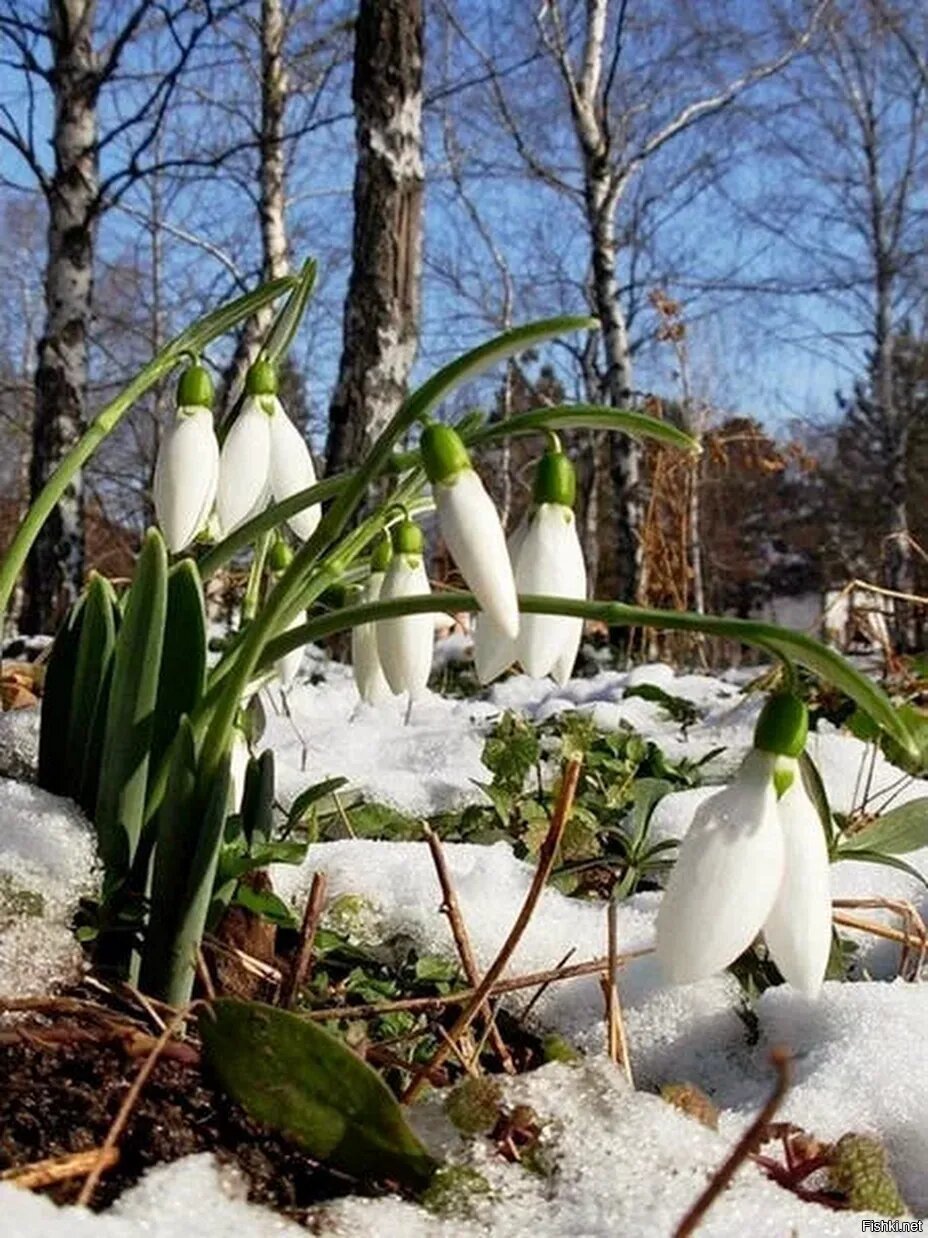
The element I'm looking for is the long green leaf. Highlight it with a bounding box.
[264,258,318,363]
[65,574,117,800]
[468,404,699,453]
[241,750,275,848]
[838,798,928,856]
[148,559,207,815]
[0,274,295,627]
[199,999,438,1189]
[37,596,85,796]
[95,529,168,882]
[258,591,914,755]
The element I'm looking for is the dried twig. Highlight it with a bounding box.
[833,898,928,981]
[196,948,217,1001]
[282,871,328,1008]
[674,1048,792,1238]
[301,947,652,1023]
[401,756,583,1104]
[75,1003,200,1207]
[2,1148,120,1191]
[423,824,516,1074]
[602,899,633,1086]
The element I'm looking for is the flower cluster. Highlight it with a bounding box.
[351,426,587,706]
[153,358,320,554]
[656,694,833,997]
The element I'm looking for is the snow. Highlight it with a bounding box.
[4,655,928,1233]
[0,778,97,998]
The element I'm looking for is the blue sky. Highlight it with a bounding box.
[0,0,922,448]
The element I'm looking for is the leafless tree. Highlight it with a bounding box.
[325,0,424,475]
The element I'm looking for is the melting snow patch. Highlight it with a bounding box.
[0,777,97,997]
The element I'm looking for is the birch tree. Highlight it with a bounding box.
[325,0,424,474]
[0,0,239,631]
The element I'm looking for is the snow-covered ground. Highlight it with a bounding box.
[2,651,927,1235]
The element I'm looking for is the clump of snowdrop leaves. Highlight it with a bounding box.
[153,362,220,553]
[474,441,586,686]
[376,518,434,701]
[655,693,833,997]
[420,423,519,640]
[352,536,393,706]
[217,359,321,540]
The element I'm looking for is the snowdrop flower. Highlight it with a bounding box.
[351,539,394,705]
[656,694,832,998]
[376,519,434,700]
[421,423,519,640]
[473,444,587,686]
[228,728,249,813]
[515,444,586,683]
[217,359,321,541]
[153,363,220,553]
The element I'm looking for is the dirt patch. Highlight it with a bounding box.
[0,1034,361,1218]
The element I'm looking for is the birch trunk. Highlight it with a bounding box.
[21,0,98,633]
[223,0,291,412]
[325,0,424,473]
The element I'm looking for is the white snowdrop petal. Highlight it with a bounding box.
[267,399,321,541]
[227,732,249,814]
[352,572,394,705]
[217,398,271,534]
[763,771,833,997]
[471,517,528,684]
[435,470,519,640]
[516,504,586,679]
[655,749,785,984]
[153,407,220,553]
[376,557,434,699]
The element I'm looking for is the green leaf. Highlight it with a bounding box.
[482,712,540,792]
[95,529,168,881]
[141,723,231,1005]
[838,798,928,857]
[287,776,350,829]
[232,883,297,928]
[65,574,117,801]
[628,778,674,850]
[263,258,318,364]
[199,998,438,1189]
[148,559,207,819]
[37,596,86,796]
[241,749,275,847]
[468,403,699,454]
[798,751,836,851]
[263,592,916,758]
[834,848,928,889]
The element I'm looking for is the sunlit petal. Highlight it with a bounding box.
[217,398,271,534]
[153,407,220,553]
[376,556,434,700]
[352,571,394,704]
[267,398,321,541]
[763,768,833,997]
[516,505,586,679]
[656,750,784,984]
[434,469,519,640]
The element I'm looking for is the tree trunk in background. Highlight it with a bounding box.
[585,179,641,601]
[21,0,98,634]
[325,0,424,474]
[223,0,291,414]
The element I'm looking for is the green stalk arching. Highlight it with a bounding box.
[257,590,914,758]
[196,316,596,790]
[0,276,295,628]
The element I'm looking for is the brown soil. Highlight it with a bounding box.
[0,1034,361,1218]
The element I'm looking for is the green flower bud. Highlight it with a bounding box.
[754,693,808,758]
[533,446,576,508]
[371,535,393,573]
[420,423,472,484]
[176,362,213,410]
[245,358,278,397]
[391,518,424,556]
[267,537,293,572]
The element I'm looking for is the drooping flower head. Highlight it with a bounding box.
[656,692,832,998]
[217,359,321,541]
[420,423,519,640]
[153,362,220,554]
[376,518,434,701]
[473,440,587,686]
[351,536,394,706]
